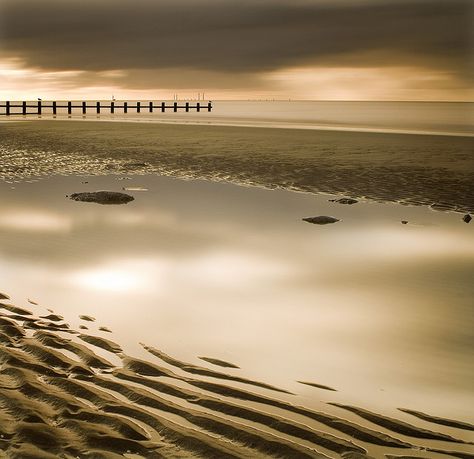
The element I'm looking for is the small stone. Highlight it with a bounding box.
[303,216,340,225]
[463,214,472,223]
[401,220,408,224]
[69,191,134,205]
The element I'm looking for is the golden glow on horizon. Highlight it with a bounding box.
[268,66,473,101]
[0,59,471,101]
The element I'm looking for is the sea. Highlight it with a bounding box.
[1,100,473,136]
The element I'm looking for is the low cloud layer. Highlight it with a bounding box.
[0,0,472,99]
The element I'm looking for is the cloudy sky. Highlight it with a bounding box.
[0,0,472,100]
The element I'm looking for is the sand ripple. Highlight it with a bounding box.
[1,122,473,213]
[0,292,473,458]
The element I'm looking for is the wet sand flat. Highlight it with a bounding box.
[1,120,473,212]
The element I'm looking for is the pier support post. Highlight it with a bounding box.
[137,102,141,113]
[38,100,42,115]
[149,102,153,113]
[161,102,165,112]
[82,101,86,115]
[96,101,101,114]
[22,101,26,116]
[185,102,189,112]
[52,101,57,115]
[207,101,212,112]
[173,102,178,112]
[124,102,128,113]
[111,102,115,114]
[68,101,72,115]
[5,101,10,116]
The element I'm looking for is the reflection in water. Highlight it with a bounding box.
[0,174,473,427]
[69,260,163,293]
[0,210,72,232]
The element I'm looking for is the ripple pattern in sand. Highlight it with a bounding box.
[1,122,473,213]
[0,296,473,458]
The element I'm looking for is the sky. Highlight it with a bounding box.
[0,0,472,101]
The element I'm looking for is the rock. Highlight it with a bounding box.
[329,197,358,205]
[0,293,10,300]
[69,191,134,205]
[401,220,408,224]
[463,214,472,223]
[303,216,340,225]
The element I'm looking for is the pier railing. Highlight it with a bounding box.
[0,100,212,116]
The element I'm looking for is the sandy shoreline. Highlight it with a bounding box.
[1,120,473,213]
[1,121,473,457]
[1,292,473,458]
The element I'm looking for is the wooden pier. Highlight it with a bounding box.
[0,100,212,116]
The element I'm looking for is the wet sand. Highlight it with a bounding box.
[1,120,473,212]
[0,117,473,457]
[1,295,473,458]
[0,172,473,457]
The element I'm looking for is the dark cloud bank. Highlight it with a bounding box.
[0,0,472,89]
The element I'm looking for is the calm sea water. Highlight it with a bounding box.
[2,100,473,135]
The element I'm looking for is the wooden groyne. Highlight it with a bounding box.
[0,100,212,116]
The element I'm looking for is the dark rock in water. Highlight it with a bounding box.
[329,197,358,205]
[0,293,10,300]
[463,214,472,223]
[303,216,340,225]
[401,220,408,225]
[69,191,134,205]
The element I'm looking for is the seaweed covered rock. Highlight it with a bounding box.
[302,216,340,225]
[69,191,134,205]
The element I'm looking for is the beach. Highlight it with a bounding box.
[2,0,472,453]
[0,168,473,458]
[0,113,473,458]
[1,120,473,213]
